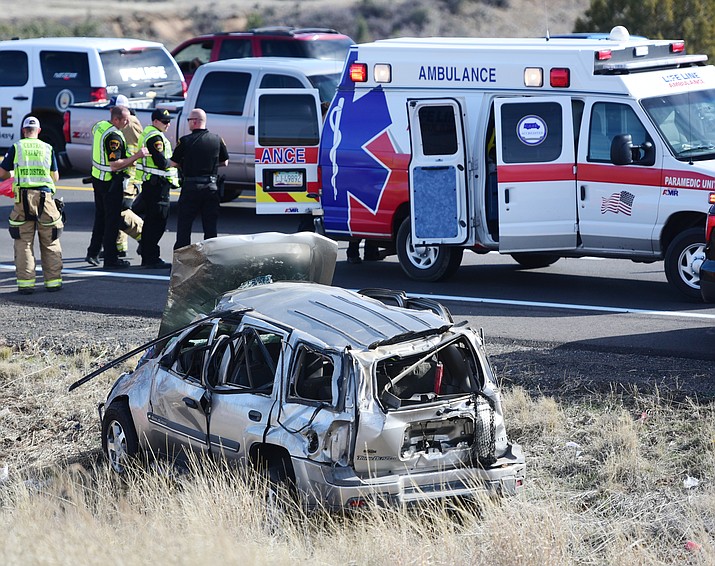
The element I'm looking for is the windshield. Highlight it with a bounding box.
[642,88,715,161]
[303,38,353,61]
[100,47,184,99]
[308,72,340,103]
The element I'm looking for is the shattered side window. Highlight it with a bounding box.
[289,345,335,405]
[376,337,484,407]
[172,324,214,382]
[222,329,281,393]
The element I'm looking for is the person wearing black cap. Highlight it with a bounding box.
[169,108,228,249]
[135,108,178,268]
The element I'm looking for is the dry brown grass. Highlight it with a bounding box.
[1,343,714,565]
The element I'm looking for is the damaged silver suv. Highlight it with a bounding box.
[91,235,524,509]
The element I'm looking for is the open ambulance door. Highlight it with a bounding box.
[495,97,577,251]
[254,88,322,215]
[407,99,468,245]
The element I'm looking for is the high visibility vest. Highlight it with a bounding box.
[136,125,178,186]
[91,120,125,181]
[12,138,55,200]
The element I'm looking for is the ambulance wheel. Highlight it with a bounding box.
[396,218,463,281]
[664,227,706,300]
[510,253,560,269]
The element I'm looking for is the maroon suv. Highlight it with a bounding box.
[171,27,354,85]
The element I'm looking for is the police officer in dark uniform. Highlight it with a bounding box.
[170,108,228,249]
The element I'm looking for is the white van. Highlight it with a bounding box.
[0,37,184,168]
[255,27,715,298]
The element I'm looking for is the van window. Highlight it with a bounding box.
[588,102,651,163]
[217,39,252,60]
[418,105,458,156]
[258,93,320,146]
[0,51,28,86]
[260,74,304,89]
[100,48,183,98]
[40,51,90,86]
[195,71,251,116]
[500,101,563,163]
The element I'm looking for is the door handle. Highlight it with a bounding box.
[580,185,586,200]
[504,188,510,204]
[183,397,199,410]
[247,125,255,135]
[248,410,262,422]
[13,96,29,101]
[457,163,464,171]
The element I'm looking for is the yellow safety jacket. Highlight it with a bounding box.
[12,138,55,202]
[91,120,125,181]
[136,125,178,186]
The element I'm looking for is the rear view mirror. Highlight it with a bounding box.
[611,134,634,165]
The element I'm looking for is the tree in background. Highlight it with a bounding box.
[574,0,715,60]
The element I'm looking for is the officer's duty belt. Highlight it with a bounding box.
[184,176,217,183]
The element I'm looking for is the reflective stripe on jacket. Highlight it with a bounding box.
[136,125,178,185]
[91,121,124,181]
[12,138,55,200]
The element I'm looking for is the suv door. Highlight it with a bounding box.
[205,318,287,463]
[0,48,32,149]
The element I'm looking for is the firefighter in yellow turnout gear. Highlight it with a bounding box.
[0,116,63,294]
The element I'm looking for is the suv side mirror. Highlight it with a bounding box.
[611,134,634,165]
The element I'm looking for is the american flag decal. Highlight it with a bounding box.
[601,190,635,216]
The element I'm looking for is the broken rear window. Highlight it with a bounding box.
[376,337,484,408]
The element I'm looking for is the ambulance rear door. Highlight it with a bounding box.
[495,97,577,251]
[407,99,468,245]
[254,88,322,215]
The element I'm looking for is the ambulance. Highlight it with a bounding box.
[254,27,715,299]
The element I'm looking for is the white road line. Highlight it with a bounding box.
[411,292,715,320]
[2,263,712,320]
[0,263,171,282]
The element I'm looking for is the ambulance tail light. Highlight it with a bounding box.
[90,87,107,102]
[349,63,368,83]
[596,49,612,61]
[550,68,570,88]
[524,68,543,87]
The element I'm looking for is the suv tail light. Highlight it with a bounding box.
[181,80,188,98]
[90,87,107,102]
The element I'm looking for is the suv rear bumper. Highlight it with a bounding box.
[293,443,525,510]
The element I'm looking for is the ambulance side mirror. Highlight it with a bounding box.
[611,134,634,165]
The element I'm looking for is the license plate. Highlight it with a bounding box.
[273,171,303,188]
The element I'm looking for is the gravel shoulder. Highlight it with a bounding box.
[2,299,711,403]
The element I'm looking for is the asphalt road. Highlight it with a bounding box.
[2,172,715,361]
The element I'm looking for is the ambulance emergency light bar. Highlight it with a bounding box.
[350,62,571,87]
